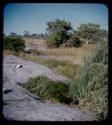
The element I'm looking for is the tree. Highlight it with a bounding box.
[75,23,108,44]
[46,19,72,34]
[46,19,72,48]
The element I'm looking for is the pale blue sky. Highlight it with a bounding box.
[4,3,108,35]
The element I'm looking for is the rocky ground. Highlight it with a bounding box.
[3,55,96,121]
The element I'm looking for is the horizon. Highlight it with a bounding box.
[4,3,108,35]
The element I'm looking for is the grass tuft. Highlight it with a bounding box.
[24,76,72,103]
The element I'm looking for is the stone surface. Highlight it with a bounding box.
[3,55,96,121]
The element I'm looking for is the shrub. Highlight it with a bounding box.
[24,76,71,103]
[70,36,83,47]
[46,34,61,48]
[4,36,25,52]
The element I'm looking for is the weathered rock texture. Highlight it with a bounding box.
[3,55,96,121]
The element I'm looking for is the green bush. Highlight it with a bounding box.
[24,76,71,103]
[4,36,25,52]
[46,33,61,48]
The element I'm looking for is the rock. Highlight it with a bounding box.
[3,55,96,121]
[15,64,23,68]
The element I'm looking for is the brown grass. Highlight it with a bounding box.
[23,37,46,49]
[23,38,100,65]
[3,50,15,55]
[41,44,99,64]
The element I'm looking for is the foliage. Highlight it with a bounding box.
[46,18,72,34]
[74,23,108,44]
[46,19,72,48]
[46,20,107,48]
[24,76,71,103]
[55,64,80,79]
[69,35,83,47]
[46,33,61,48]
[69,42,108,119]
[4,36,25,52]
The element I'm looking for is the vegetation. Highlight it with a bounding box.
[74,23,108,44]
[4,36,25,52]
[69,41,108,119]
[46,33,61,48]
[46,19,72,48]
[23,41,108,120]
[19,53,80,79]
[4,19,108,120]
[46,20,108,48]
[69,36,83,47]
[40,44,97,64]
[25,49,45,55]
[24,76,72,103]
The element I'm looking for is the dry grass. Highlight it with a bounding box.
[23,37,46,49]
[3,50,14,55]
[4,38,101,65]
[41,44,99,64]
[23,38,100,65]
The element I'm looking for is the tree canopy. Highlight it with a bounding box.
[75,23,108,44]
[46,19,72,34]
[46,19,73,48]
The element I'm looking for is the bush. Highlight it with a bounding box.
[70,36,83,47]
[46,34,61,48]
[4,36,25,52]
[24,76,71,103]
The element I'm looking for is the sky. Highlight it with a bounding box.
[4,3,108,35]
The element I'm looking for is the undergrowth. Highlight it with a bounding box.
[24,76,72,104]
[69,42,108,120]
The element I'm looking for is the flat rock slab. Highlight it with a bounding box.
[3,55,96,121]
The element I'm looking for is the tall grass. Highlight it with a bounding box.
[41,44,98,64]
[69,42,108,120]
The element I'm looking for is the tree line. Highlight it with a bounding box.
[4,18,108,52]
[46,19,108,48]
